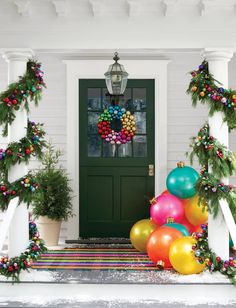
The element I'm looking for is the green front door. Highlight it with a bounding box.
[79,79,155,237]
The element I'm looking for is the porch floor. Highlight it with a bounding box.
[0,244,235,307]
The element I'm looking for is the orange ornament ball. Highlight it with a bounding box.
[146,226,183,268]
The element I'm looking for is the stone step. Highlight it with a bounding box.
[0,269,235,307]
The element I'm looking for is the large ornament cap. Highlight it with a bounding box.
[177,161,185,168]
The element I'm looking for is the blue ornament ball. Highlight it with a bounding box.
[166,162,199,199]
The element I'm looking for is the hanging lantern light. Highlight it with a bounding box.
[104,52,128,96]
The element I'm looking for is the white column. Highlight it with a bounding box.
[203,49,233,260]
[2,50,34,258]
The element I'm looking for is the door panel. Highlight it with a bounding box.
[79,79,155,237]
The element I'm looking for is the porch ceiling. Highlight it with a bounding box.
[0,0,235,50]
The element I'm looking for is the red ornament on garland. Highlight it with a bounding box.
[25,148,31,155]
[1,185,7,192]
[6,149,13,155]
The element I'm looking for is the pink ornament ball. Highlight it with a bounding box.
[150,194,184,226]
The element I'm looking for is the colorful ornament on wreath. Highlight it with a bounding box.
[0,221,47,282]
[97,105,136,144]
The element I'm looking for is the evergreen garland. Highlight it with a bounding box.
[188,123,236,178]
[0,173,40,211]
[187,61,236,221]
[0,60,46,281]
[193,224,236,284]
[0,60,46,136]
[0,221,47,282]
[196,168,236,221]
[187,61,236,131]
[0,121,46,172]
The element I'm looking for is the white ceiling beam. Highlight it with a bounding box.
[14,0,31,17]
[161,0,178,17]
[198,0,236,17]
[127,0,142,17]
[89,0,106,17]
[52,0,69,17]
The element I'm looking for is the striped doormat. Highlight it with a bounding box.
[32,248,159,270]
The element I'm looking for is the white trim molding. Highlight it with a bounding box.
[14,0,31,17]
[63,58,170,240]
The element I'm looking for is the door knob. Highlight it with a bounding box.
[148,164,154,176]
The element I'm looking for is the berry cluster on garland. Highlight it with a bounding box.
[0,221,46,282]
[97,105,136,144]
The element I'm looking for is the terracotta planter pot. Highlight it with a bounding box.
[37,216,62,247]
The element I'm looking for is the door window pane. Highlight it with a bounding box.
[88,112,100,133]
[103,142,116,157]
[133,88,147,110]
[119,88,132,109]
[118,143,132,158]
[135,112,146,134]
[88,88,101,110]
[133,136,147,157]
[102,88,110,109]
[88,135,101,157]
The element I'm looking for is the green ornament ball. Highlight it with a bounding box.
[166,162,199,199]
[164,223,190,236]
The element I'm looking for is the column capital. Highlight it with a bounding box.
[2,48,34,62]
[202,48,234,62]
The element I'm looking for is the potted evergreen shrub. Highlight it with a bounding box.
[32,143,73,246]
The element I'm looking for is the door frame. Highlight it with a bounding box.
[63,58,170,240]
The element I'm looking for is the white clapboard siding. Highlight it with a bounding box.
[0,52,236,244]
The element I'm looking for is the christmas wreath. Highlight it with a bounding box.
[97,105,136,144]
[0,221,47,282]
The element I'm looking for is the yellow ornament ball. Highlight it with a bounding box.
[169,237,205,275]
[199,91,205,97]
[184,195,208,226]
[130,219,157,252]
